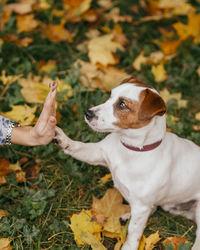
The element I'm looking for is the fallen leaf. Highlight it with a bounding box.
[160,88,188,108]
[0,70,22,85]
[145,231,160,250]
[0,10,12,30]
[173,9,200,44]
[163,235,188,249]
[0,210,10,220]
[92,188,130,218]
[63,0,92,21]
[151,63,168,82]
[16,14,39,33]
[44,23,73,43]
[104,7,132,23]
[160,40,182,55]
[1,104,37,126]
[80,232,106,250]
[37,60,57,73]
[77,60,129,91]
[195,112,200,121]
[70,209,102,246]
[98,173,112,186]
[88,34,124,66]
[138,235,146,250]
[0,238,12,250]
[132,51,148,71]
[3,3,33,15]
[196,66,200,77]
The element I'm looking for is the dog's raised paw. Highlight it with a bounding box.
[55,126,72,151]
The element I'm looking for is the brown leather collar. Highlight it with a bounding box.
[121,140,162,152]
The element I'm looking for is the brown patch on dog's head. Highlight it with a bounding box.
[120,76,154,89]
[113,88,166,129]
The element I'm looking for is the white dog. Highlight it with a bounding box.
[55,77,200,249]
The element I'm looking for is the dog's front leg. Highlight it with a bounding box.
[55,126,107,166]
[122,202,152,250]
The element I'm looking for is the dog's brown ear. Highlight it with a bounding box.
[138,89,166,121]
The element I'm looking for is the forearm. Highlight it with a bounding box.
[11,126,39,146]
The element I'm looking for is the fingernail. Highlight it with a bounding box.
[51,87,56,92]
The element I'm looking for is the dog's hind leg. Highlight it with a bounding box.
[192,201,200,250]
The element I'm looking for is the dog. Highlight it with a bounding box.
[55,76,200,249]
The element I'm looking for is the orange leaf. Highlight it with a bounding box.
[44,24,73,43]
[17,14,39,33]
[160,40,182,55]
[163,236,188,249]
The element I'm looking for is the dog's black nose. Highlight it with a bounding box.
[85,109,95,121]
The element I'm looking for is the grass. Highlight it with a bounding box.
[1,0,200,249]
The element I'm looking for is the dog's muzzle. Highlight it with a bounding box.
[85,109,95,121]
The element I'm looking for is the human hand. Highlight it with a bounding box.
[29,81,57,145]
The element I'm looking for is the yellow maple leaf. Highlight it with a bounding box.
[0,70,22,85]
[0,238,12,250]
[92,188,130,218]
[1,104,37,126]
[173,9,200,44]
[160,88,188,108]
[88,34,124,66]
[151,63,168,82]
[70,209,102,246]
[16,14,39,33]
[145,231,160,250]
[80,232,106,250]
[138,235,146,250]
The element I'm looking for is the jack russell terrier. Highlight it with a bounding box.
[55,76,200,249]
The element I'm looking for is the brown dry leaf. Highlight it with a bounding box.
[24,164,39,180]
[92,188,130,218]
[2,35,33,47]
[3,3,33,14]
[44,23,73,43]
[162,235,188,249]
[173,8,200,44]
[100,66,130,91]
[0,10,12,30]
[0,238,13,250]
[104,7,132,23]
[77,60,129,91]
[0,209,10,220]
[88,33,124,66]
[98,0,114,10]
[62,0,92,21]
[16,14,39,33]
[103,215,122,236]
[132,51,148,71]
[0,158,13,177]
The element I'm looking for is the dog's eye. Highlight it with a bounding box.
[118,100,128,110]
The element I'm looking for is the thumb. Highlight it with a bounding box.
[46,116,57,130]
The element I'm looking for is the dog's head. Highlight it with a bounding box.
[84,77,166,133]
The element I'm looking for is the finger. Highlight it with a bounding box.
[37,82,57,125]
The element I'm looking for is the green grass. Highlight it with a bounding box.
[1,0,200,249]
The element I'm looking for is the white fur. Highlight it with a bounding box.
[56,83,200,249]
